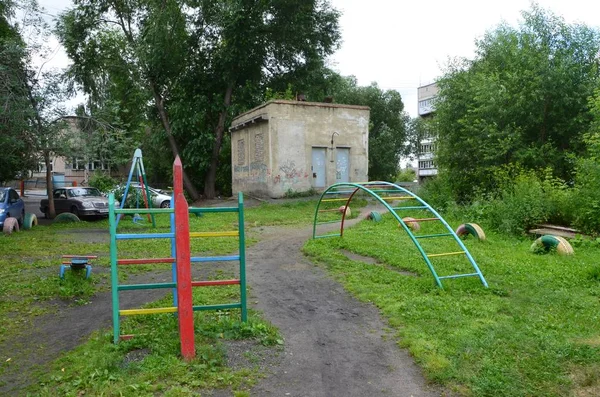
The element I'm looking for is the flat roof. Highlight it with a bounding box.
[231,99,370,125]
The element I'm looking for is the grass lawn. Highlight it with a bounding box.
[304,213,600,396]
[0,197,335,395]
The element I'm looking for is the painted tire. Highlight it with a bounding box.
[53,213,81,223]
[3,217,20,235]
[530,235,574,255]
[339,206,351,217]
[23,213,37,230]
[455,223,486,241]
[367,211,382,222]
[401,217,421,232]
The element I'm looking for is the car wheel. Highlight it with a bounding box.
[42,207,49,218]
[70,206,79,217]
[19,210,25,226]
[160,200,170,208]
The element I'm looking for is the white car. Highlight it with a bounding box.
[130,183,172,208]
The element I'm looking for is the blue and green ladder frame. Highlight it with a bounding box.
[312,181,488,289]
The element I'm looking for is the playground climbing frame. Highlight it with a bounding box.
[312,181,488,289]
[109,156,247,360]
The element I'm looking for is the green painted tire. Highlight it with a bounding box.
[367,211,382,222]
[531,235,574,255]
[23,213,37,230]
[455,223,486,241]
[53,212,81,223]
[3,217,20,235]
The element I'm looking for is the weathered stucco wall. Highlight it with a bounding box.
[231,100,369,198]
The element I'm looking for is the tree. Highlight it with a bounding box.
[57,0,341,199]
[0,1,37,184]
[331,76,409,181]
[433,5,600,201]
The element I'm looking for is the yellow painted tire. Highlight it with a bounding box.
[339,206,351,217]
[3,217,20,235]
[455,223,486,241]
[401,217,421,232]
[531,235,574,255]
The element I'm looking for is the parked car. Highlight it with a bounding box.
[129,183,172,208]
[0,187,25,228]
[40,187,112,218]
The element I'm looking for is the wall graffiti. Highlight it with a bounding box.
[273,160,308,189]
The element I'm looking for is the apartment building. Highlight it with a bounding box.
[417,82,439,181]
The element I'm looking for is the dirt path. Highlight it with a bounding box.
[246,224,441,397]
[1,215,443,396]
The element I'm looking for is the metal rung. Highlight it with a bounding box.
[438,273,479,280]
[325,190,355,194]
[192,279,240,287]
[190,231,238,238]
[322,198,350,202]
[192,303,242,311]
[316,220,342,225]
[314,233,341,239]
[409,217,440,222]
[191,255,239,263]
[381,196,414,200]
[392,206,428,210]
[116,233,174,240]
[427,251,466,258]
[120,306,178,316]
[414,233,453,239]
[118,282,176,291]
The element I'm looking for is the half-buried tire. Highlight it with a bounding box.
[3,217,20,235]
[401,217,421,232]
[53,212,81,223]
[456,223,486,241]
[367,211,382,222]
[530,235,574,255]
[23,213,37,230]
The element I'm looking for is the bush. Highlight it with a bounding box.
[111,186,145,209]
[88,172,117,193]
[418,173,456,212]
[572,158,600,235]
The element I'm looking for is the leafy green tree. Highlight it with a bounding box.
[434,5,600,201]
[332,77,409,181]
[57,0,341,199]
[0,1,37,184]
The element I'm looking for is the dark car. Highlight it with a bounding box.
[40,187,112,218]
[0,187,25,228]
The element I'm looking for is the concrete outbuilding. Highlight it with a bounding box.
[230,100,370,198]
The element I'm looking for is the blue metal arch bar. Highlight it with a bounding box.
[312,181,488,289]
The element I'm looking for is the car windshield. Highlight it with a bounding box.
[68,188,102,197]
[0,191,5,202]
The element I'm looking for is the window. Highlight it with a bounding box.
[88,160,109,171]
[420,143,436,154]
[419,160,436,169]
[38,161,53,173]
[237,139,245,165]
[72,158,86,170]
[254,133,264,162]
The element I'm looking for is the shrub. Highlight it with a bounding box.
[483,171,549,236]
[88,172,117,193]
[111,186,144,209]
[572,158,600,235]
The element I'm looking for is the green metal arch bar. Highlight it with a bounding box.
[312,181,488,288]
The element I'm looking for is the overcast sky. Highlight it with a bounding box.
[35,0,600,117]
